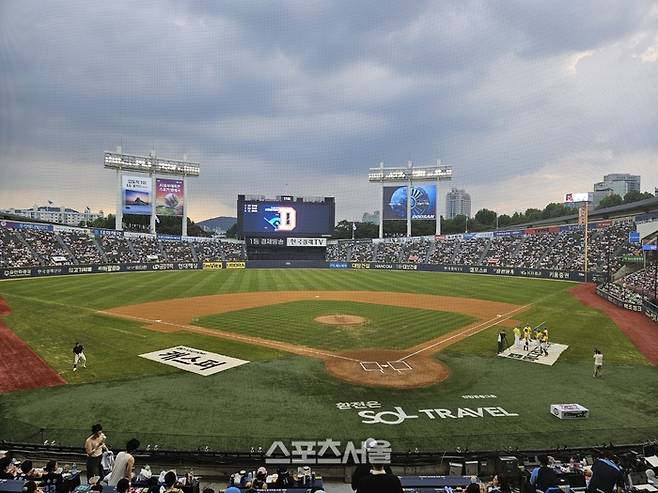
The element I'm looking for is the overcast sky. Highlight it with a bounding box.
[1,0,658,221]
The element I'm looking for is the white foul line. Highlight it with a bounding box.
[397,303,531,362]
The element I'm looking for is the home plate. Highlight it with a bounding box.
[498,342,569,366]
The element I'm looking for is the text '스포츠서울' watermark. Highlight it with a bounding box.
[265,439,391,465]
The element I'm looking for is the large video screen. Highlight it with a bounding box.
[238,198,335,237]
[383,184,436,220]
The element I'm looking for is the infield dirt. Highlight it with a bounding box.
[104,291,526,389]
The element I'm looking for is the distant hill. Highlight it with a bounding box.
[197,216,236,232]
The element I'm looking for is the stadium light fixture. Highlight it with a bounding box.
[104,151,200,177]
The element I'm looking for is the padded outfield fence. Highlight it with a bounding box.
[0,259,604,282]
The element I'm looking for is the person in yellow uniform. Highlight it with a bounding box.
[540,331,549,356]
[522,326,531,351]
[513,326,521,348]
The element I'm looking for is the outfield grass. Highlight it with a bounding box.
[194,300,475,350]
[0,269,656,451]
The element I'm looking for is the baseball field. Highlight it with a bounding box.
[0,269,657,452]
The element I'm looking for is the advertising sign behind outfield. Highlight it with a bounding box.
[139,346,249,376]
[155,178,184,216]
[122,175,152,215]
[203,261,223,270]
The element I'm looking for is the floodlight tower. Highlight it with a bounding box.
[368,160,452,238]
[104,148,200,235]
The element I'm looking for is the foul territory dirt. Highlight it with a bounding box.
[0,297,66,393]
[571,283,658,365]
[104,291,526,389]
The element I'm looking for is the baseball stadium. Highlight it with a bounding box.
[3,3,658,492]
[1,190,658,458]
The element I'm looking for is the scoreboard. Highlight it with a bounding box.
[237,195,335,239]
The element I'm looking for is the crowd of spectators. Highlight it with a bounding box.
[587,222,636,273]
[428,237,459,264]
[537,231,584,271]
[618,266,658,297]
[58,231,104,264]
[514,232,556,268]
[20,230,75,266]
[374,241,402,262]
[482,236,523,266]
[160,240,196,262]
[129,236,162,262]
[350,241,375,262]
[192,240,224,262]
[599,282,646,305]
[221,241,246,261]
[0,221,649,277]
[401,238,431,263]
[0,228,40,267]
[99,236,137,263]
[452,238,488,266]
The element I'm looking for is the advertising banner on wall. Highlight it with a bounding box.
[155,178,184,216]
[122,175,152,215]
[383,185,436,220]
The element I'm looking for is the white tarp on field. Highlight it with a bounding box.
[139,345,249,376]
[498,342,568,366]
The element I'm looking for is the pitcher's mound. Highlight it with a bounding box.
[315,314,368,325]
[325,349,449,389]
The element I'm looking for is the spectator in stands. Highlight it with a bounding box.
[40,462,63,493]
[251,467,267,489]
[116,479,130,493]
[466,483,481,493]
[356,462,403,493]
[530,455,559,492]
[0,456,17,479]
[163,471,183,493]
[351,439,393,491]
[107,438,140,486]
[586,452,624,493]
[84,423,107,482]
[487,473,511,493]
[19,460,42,480]
[22,481,41,493]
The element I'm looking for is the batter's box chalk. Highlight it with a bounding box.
[388,360,413,372]
[360,361,384,372]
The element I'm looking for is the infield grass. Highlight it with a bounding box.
[194,300,476,350]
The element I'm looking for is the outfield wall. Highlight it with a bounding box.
[1,259,596,281]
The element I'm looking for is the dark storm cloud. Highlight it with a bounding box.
[1,0,657,220]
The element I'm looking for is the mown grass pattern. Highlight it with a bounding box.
[194,300,476,350]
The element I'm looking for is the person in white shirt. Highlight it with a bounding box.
[107,439,139,486]
[593,349,603,377]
